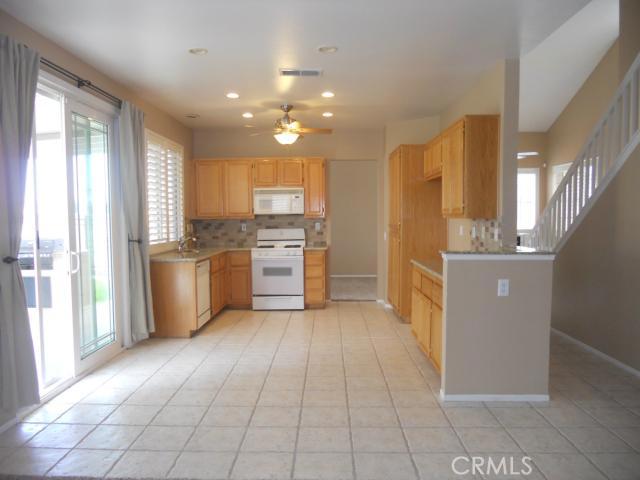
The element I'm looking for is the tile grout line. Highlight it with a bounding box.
[225,310,291,480]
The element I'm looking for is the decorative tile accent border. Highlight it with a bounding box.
[469,219,502,252]
[192,215,327,249]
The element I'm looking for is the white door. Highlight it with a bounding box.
[65,99,122,375]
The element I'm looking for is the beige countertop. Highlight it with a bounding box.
[410,258,443,280]
[151,245,329,263]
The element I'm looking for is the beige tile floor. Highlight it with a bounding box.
[0,302,639,479]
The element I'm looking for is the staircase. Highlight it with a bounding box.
[523,53,640,251]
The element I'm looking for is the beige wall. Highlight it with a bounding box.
[545,40,619,199]
[552,146,640,371]
[328,160,377,276]
[443,256,554,398]
[193,127,385,287]
[619,0,640,78]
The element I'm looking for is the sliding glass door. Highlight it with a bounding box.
[67,102,120,372]
[20,86,74,392]
[19,78,122,395]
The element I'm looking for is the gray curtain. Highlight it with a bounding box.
[0,35,41,415]
[116,101,155,347]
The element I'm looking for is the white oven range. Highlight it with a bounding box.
[252,228,305,310]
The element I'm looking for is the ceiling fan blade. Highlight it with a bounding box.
[295,127,333,134]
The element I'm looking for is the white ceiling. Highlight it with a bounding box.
[519,0,619,132]
[0,0,594,130]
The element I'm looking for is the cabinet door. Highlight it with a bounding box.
[304,158,326,218]
[229,267,251,306]
[423,144,431,180]
[431,138,442,178]
[442,122,464,217]
[254,159,278,187]
[211,269,224,315]
[279,158,304,186]
[430,303,443,372]
[387,227,401,310]
[441,134,452,215]
[225,160,254,218]
[196,160,225,217]
[449,122,465,215]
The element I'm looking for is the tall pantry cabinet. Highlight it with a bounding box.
[388,144,442,320]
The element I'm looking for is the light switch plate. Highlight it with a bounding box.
[241,223,247,232]
[315,222,321,232]
[498,278,510,297]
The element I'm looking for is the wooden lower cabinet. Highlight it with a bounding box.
[305,249,327,308]
[210,253,227,316]
[227,251,252,307]
[410,265,443,373]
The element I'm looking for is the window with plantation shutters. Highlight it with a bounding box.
[145,130,184,244]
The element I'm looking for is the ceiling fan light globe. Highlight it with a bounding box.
[274,132,300,145]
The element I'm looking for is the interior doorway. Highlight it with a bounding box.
[328,160,378,301]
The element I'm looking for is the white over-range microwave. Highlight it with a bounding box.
[254,188,304,215]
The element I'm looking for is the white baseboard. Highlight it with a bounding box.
[330,275,377,278]
[551,328,640,379]
[0,417,17,435]
[376,299,392,309]
[439,390,549,403]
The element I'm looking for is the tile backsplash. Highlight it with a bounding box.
[469,219,503,251]
[192,215,327,249]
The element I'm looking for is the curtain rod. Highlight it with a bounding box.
[40,57,123,108]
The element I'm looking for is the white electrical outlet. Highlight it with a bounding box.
[315,222,321,232]
[241,223,247,232]
[497,279,510,297]
[459,225,464,236]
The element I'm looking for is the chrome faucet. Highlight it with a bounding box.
[178,234,199,253]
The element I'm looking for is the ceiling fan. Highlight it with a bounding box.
[251,104,333,145]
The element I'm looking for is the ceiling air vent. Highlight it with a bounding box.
[279,68,323,77]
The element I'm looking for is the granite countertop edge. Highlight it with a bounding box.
[410,259,443,280]
[441,247,555,257]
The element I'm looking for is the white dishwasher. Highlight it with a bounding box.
[196,260,211,329]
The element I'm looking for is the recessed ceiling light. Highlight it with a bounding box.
[321,91,335,98]
[185,113,200,119]
[318,46,338,54]
[322,112,333,118]
[226,92,240,99]
[242,112,254,119]
[188,48,208,55]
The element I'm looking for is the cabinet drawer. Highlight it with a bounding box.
[432,283,443,307]
[305,289,325,304]
[305,265,324,278]
[412,269,421,289]
[228,251,250,267]
[420,275,433,299]
[305,277,324,290]
[305,252,325,266]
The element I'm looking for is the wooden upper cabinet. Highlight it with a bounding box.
[424,137,442,180]
[195,160,225,218]
[441,115,499,219]
[304,158,326,218]
[225,160,254,218]
[279,158,304,186]
[254,159,279,187]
